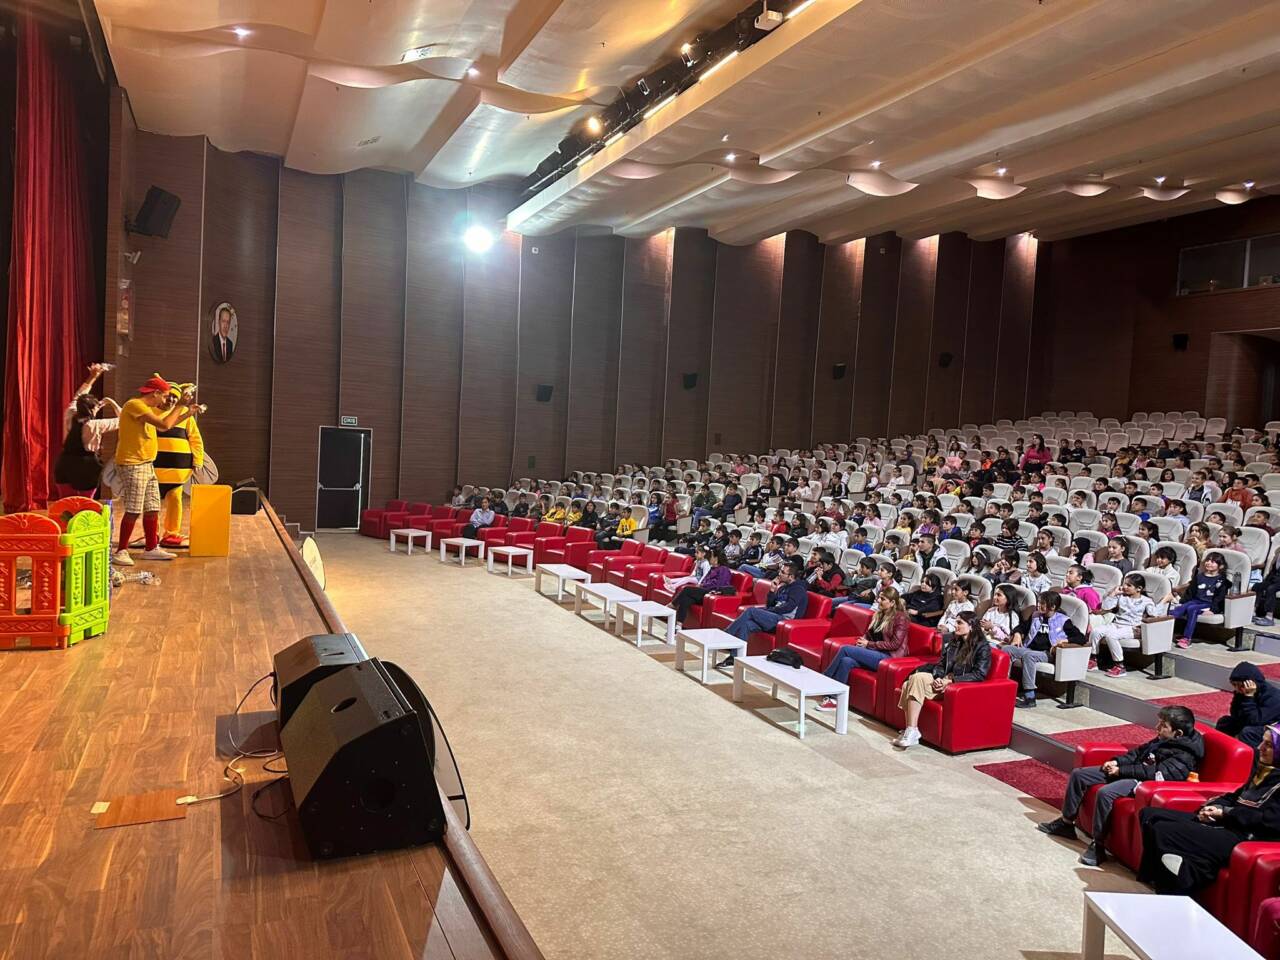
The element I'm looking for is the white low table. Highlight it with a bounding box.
[615,600,678,646]
[674,628,747,684]
[487,545,534,576]
[732,654,849,739]
[574,582,641,628]
[389,528,431,555]
[1082,891,1261,960]
[534,563,591,602]
[439,537,485,566]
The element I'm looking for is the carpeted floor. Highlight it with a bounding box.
[1153,690,1234,718]
[1050,722,1153,749]
[974,758,1070,808]
[317,533,1147,960]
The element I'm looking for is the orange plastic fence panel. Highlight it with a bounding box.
[0,513,72,649]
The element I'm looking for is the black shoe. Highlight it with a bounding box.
[1078,842,1106,867]
[1037,817,1077,839]
[716,655,735,669]
[1015,696,1037,709]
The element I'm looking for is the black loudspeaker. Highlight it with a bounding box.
[273,633,368,731]
[682,372,698,389]
[535,384,554,402]
[1172,333,1190,352]
[130,186,182,238]
[231,479,262,515]
[938,352,954,369]
[832,363,847,380]
[281,659,446,859]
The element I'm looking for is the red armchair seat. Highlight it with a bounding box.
[605,544,666,588]
[635,554,694,601]
[542,526,595,566]
[750,592,831,655]
[1072,724,1256,871]
[359,499,408,538]
[910,648,1017,753]
[480,516,524,546]
[846,622,941,720]
[705,578,773,631]
[681,571,755,629]
[775,603,873,671]
[509,520,561,551]
[586,540,642,581]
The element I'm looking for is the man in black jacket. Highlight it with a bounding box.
[1038,705,1202,866]
[1216,661,1280,747]
[719,558,808,667]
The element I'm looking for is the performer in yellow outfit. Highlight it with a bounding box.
[154,380,205,548]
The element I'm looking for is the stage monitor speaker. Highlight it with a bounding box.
[273,632,368,731]
[131,186,182,238]
[938,352,954,369]
[682,372,698,390]
[281,659,445,859]
[832,363,847,380]
[1172,333,1190,352]
[535,384,554,402]
[231,479,262,515]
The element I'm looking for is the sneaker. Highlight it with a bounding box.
[1015,696,1037,709]
[1254,616,1275,627]
[111,549,134,567]
[1161,853,1184,877]
[1037,817,1077,839]
[1105,665,1128,678]
[716,655,735,669]
[815,697,839,712]
[1087,658,1098,671]
[892,728,921,749]
[139,547,177,561]
[1079,842,1107,867]
[1175,637,1190,649]
[159,535,187,548]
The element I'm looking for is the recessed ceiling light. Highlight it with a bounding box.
[233,26,252,39]
[995,166,1007,177]
[721,134,730,142]
[869,160,881,169]
[467,67,480,77]
[725,152,736,163]
[1154,175,1166,185]
[586,116,602,135]
[1244,180,1256,190]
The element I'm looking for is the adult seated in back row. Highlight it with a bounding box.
[817,588,910,709]
[460,497,495,538]
[718,558,808,668]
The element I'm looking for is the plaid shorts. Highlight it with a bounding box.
[115,462,162,514]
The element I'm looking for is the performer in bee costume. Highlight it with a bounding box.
[154,379,205,548]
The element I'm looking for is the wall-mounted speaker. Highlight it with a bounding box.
[832,363,847,380]
[938,352,954,369]
[129,186,182,238]
[1172,333,1190,352]
[280,659,446,859]
[682,372,698,390]
[535,384,554,402]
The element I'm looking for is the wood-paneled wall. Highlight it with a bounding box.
[110,130,1052,529]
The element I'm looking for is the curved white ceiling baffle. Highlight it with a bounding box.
[1062,181,1114,197]
[311,0,510,66]
[97,0,324,36]
[963,177,1025,200]
[846,170,920,196]
[1216,188,1252,204]
[1141,186,1192,201]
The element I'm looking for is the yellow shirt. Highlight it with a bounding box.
[544,506,566,522]
[617,517,638,537]
[115,398,159,465]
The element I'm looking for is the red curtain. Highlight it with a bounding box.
[2,15,95,512]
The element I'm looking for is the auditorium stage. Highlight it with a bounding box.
[0,508,537,960]
[320,532,1150,960]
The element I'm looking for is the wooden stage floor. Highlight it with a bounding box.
[0,510,532,960]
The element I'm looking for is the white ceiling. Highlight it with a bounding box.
[97,0,1280,244]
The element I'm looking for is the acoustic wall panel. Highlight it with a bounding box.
[614,232,671,467]
[270,168,342,529]
[886,234,937,438]
[922,233,971,431]
[662,228,716,462]
[772,231,824,449]
[566,234,625,473]
[812,239,863,445]
[851,232,901,437]
[958,238,1005,427]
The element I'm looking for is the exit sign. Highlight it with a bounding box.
[340,415,358,427]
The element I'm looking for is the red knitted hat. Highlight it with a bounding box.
[139,375,170,395]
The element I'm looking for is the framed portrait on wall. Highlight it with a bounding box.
[210,302,238,364]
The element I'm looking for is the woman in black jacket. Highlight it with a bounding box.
[891,611,990,749]
[1137,723,1280,894]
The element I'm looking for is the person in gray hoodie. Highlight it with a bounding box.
[1216,662,1280,748]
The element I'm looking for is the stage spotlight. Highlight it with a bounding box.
[463,225,494,253]
[586,116,603,135]
[1244,180,1256,190]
